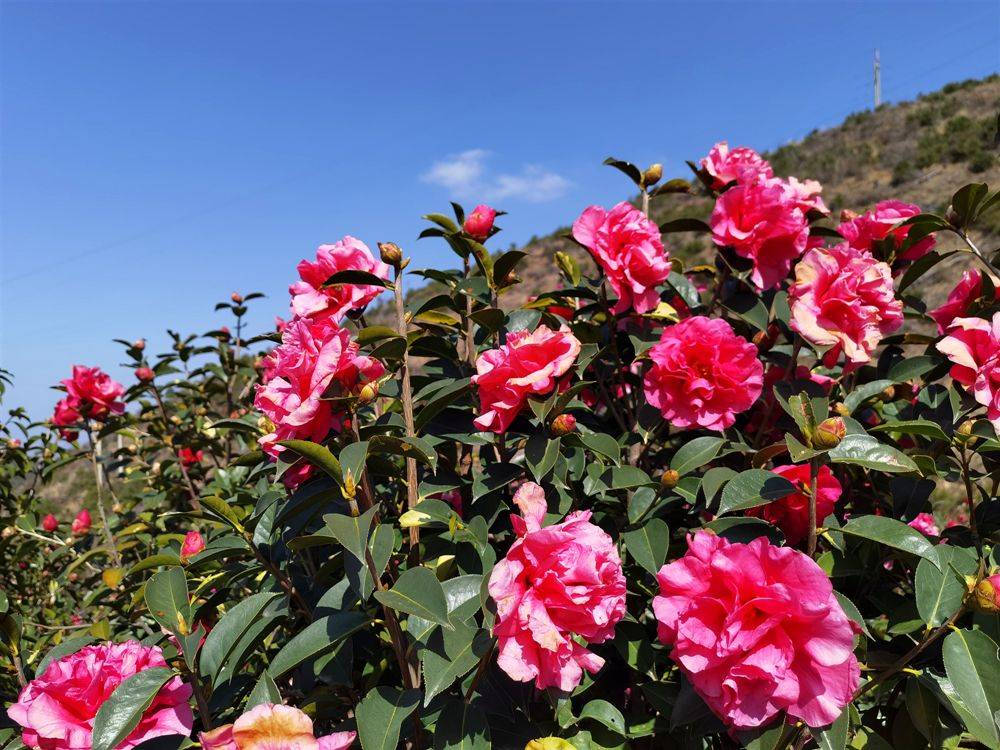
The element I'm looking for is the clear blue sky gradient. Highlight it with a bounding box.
[2,1,998,418]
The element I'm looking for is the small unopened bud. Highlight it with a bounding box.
[550,413,577,437]
[641,163,663,187]
[135,367,155,383]
[660,469,680,490]
[463,204,497,242]
[378,241,404,268]
[554,251,579,284]
[133,339,146,351]
[812,417,846,449]
[971,572,1000,613]
[356,382,379,405]
[946,206,961,227]
[231,292,244,304]
[751,323,780,352]
[957,419,980,446]
[880,385,896,401]
[833,402,850,417]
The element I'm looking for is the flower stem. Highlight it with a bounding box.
[392,260,420,563]
[85,424,122,569]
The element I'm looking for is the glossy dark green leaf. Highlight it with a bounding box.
[91,668,173,750]
[324,506,378,563]
[374,566,451,628]
[143,567,191,635]
[671,437,725,476]
[840,515,939,566]
[623,518,669,575]
[828,434,919,473]
[200,592,283,682]
[942,628,1000,748]
[432,700,491,750]
[357,686,421,750]
[268,611,369,678]
[717,469,796,516]
[915,545,978,626]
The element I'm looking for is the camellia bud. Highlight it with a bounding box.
[463,204,497,242]
[378,241,404,268]
[972,573,1000,613]
[880,385,896,402]
[550,413,577,437]
[661,469,680,490]
[641,163,663,187]
[833,402,850,417]
[356,382,379,405]
[946,206,961,228]
[231,292,244,304]
[811,417,846,449]
[751,323,780,352]
[133,338,146,351]
[135,367,155,383]
[554,251,579,285]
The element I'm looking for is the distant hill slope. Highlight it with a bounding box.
[389,74,1000,319]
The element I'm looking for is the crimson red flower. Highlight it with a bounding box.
[463,204,497,241]
[41,514,58,532]
[746,464,842,546]
[177,447,203,467]
[71,509,91,535]
[180,530,206,561]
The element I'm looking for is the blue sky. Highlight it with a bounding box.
[2,1,998,419]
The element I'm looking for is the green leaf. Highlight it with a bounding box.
[843,380,893,413]
[200,592,283,683]
[374,566,451,628]
[125,554,182,577]
[324,506,378,563]
[578,432,621,465]
[870,420,949,441]
[268,611,369,679]
[888,355,939,383]
[905,677,941,748]
[357,686,421,750]
[671,437,725,476]
[622,518,669,575]
[915,545,978,627]
[659,217,711,234]
[737,722,793,750]
[322,269,394,289]
[942,629,1000,748]
[813,706,849,747]
[246,671,281,709]
[717,469,796,516]
[339,441,370,488]
[143,567,191,635]
[579,699,627,736]
[432,700,491,750]
[525,434,561,481]
[602,157,642,186]
[91,668,174,750]
[200,495,244,532]
[420,623,490,705]
[278,440,343,485]
[828,434,919,473]
[840,515,939,566]
[493,250,527,284]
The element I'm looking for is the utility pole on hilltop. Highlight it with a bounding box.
[873,48,882,108]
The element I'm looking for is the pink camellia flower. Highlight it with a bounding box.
[58,365,126,422]
[200,703,355,750]
[180,530,206,561]
[177,447,203,467]
[929,269,998,334]
[472,325,581,434]
[936,314,1000,431]
[785,176,829,216]
[289,237,390,323]
[255,316,385,487]
[488,482,626,692]
[700,142,773,189]
[41,514,58,532]
[51,398,81,441]
[908,513,940,537]
[463,204,497,241]
[135,366,155,383]
[838,200,935,263]
[789,243,903,365]
[71,509,91,535]
[709,173,810,290]
[643,316,763,431]
[654,531,860,730]
[745,464,842,546]
[9,641,193,750]
[572,202,671,314]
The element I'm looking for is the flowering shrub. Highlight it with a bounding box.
[2,144,1000,750]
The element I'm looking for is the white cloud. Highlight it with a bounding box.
[421,149,570,203]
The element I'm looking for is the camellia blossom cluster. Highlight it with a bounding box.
[937,312,1000,431]
[572,201,672,314]
[837,200,935,263]
[255,315,385,486]
[654,532,860,730]
[200,703,355,750]
[289,237,390,323]
[472,325,581,433]
[643,316,763,431]
[789,243,904,365]
[50,365,125,437]
[9,641,193,750]
[930,268,998,333]
[488,482,627,691]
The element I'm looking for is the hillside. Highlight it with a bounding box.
[392,74,1000,317]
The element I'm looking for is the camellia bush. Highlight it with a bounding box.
[2,142,1000,750]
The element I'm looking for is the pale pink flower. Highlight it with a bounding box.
[710,173,810,290]
[654,532,860,729]
[572,202,671,314]
[643,316,763,431]
[255,316,385,487]
[701,142,773,189]
[789,243,903,365]
[200,704,355,750]
[838,200,935,262]
[472,325,581,434]
[9,642,193,750]
[908,513,940,537]
[936,314,1000,431]
[289,237,390,323]
[488,482,626,692]
[785,176,829,215]
[746,464,842,546]
[463,204,497,241]
[929,269,997,334]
